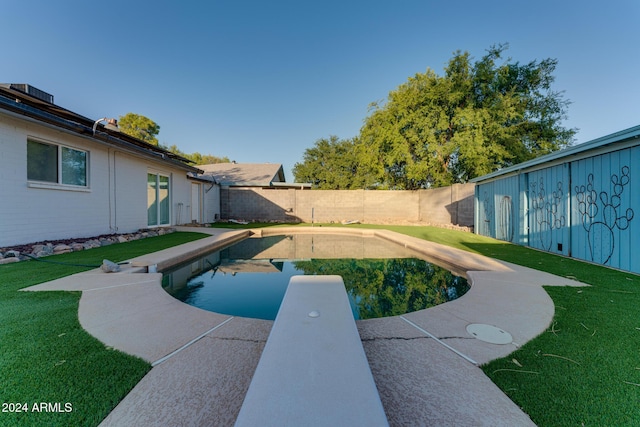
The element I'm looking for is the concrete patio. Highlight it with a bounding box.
[25,227,588,426]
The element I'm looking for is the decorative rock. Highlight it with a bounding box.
[31,244,46,255]
[1,227,183,265]
[53,244,72,255]
[101,259,121,273]
[70,243,84,252]
[83,240,101,250]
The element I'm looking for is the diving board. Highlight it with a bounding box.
[235,275,388,426]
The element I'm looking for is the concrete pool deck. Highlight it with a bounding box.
[25,227,589,426]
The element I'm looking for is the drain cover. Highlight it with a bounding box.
[466,324,513,344]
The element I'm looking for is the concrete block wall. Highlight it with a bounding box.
[419,184,474,225]
[222,188,298,222]
[364,191,420,222]
[297,190,366,223]
[221,183,475,227]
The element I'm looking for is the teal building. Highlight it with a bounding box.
[473,125,640,273]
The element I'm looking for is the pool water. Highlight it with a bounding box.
[161,234,469,320]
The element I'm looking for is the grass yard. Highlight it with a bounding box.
[0,232,208,427]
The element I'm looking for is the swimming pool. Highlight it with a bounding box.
[162,234,469,320]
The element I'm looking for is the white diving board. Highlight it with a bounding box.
[235,275,389,427]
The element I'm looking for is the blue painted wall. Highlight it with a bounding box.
[475,144,639,273]
[528,164,570,256]
[570,147,638,272]
[475,175,522,243]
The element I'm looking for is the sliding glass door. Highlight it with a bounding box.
[148,172,171,227]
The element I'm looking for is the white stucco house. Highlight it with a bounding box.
[0,83,220,247]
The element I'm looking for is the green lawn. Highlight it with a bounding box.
[0,232,208,427]
[3,225,639,426]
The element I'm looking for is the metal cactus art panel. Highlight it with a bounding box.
[530,177,566,252]
[575,167,634,265]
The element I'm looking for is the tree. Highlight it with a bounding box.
[165,145,230,165]
[117,113,229,163]
[358,43,576,189]
[293,136,374,189]
[118,112,161,145]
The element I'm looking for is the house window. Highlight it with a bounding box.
[148,172,171,226]
[27,139,87,186]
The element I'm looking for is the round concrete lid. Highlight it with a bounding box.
[466,323,513,344]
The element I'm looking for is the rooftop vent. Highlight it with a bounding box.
[10,84,54,104]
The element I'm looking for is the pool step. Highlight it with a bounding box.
[234,275,388,427]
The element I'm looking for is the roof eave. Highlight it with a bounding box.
[471,124,640,183]
[0,88,201,173]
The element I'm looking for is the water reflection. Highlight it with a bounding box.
[293,258,468,319]
[162,234,469,320]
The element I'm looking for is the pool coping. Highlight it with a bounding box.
[24,226,589,426]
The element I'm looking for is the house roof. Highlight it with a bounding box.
[198,163,287,187]
[0,83,202,174]
[471,124,640,183]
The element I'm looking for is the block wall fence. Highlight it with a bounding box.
[220,183,475,227]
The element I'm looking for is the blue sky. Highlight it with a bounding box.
[4,1,639,180]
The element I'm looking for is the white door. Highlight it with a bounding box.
[191,183,201,223]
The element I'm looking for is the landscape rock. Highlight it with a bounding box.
[83,240,101,250]
[99,238,113,246]
[101,259,121,273]
[31,244,46,255]
[70,243,85,252]
[53,244,72,255]
[0,227,178,265]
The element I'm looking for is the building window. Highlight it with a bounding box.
[27,139,87,186]
[148,172,171,226]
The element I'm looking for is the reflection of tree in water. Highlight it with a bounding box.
[292,258,469,319]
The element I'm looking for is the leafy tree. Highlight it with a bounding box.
[165,144,230,165]
[117,113,228,163]
[118,112,161,145]
[293,136,374,189]
[294,44,576,190]
[359,44,576,189]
